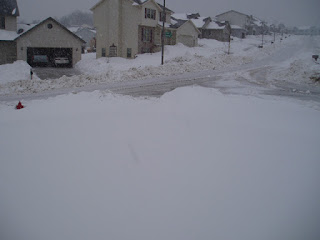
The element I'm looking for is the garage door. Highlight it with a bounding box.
[27,48,72,68]
[178,35,196,47]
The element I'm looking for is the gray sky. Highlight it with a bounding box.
[17,0,320,27]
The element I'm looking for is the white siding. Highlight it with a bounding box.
[216,11,250,29]
[177,21,199,47]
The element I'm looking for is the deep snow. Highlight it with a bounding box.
[0,87,320,240]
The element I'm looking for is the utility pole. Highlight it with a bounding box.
[161,0,166,65]
[228,28,231,55]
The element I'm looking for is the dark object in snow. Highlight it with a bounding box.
[271,41,274,44]
[16,101,24,110]
[30,69,33,79]
[258,45,263,48]
[312,55,319,61]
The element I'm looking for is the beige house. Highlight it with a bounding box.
[91,0,200,59]
[0,0,85,67]
[15,18,85,67]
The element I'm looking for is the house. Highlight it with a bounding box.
[216,10,251,32]
[173,13,231,42]
[0,0,86,67]
[230,25,246,39]
[15,18,86,67]
[172,13,211,38]
[69,26,97,52]
[91,0,200,59]
[216,10,268,37]
[202,20,231,42]
[0,0,19,64]
[170,17,200,47]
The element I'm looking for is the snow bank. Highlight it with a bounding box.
[0,87,320,240]
[0,60,39,85]
[0,35,314,96]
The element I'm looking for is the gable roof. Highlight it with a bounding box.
[15,17,86,43]
[216,10,250,18]
[0,0,20,16]
[172,13,211,29]
[91,0,174,12]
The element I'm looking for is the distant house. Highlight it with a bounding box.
[69,26,96,52]
[216,10,251,32]
[230,25,246,39]
[0,0,19,64]
[216,10,268,37]
[202,21,231,42]
[173,13,231,42]
[172,13,211,38]
[91,0,200,59]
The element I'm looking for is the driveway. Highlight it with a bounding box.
[33,67,81,80]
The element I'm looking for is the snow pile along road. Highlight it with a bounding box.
[0,35,296,96]
[0,60,39,84]
[1,86,320,240]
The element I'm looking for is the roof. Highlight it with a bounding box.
[15,17,86,43]
[0,29,18,41]
[91,0,173,12]
[0,0,20,16]
[172,13,210,29]
[216,10,249,18]
[206,21,226,30]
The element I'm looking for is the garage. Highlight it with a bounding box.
[178,35,196,47]
[27,47,72,68]
[15,17,85,68]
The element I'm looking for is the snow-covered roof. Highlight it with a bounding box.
[191,18,208,28]
[68,27,80,33]
[172,13,210,28]
[206,22,225,30]
[0,29,18,41]
[231,25,244,30]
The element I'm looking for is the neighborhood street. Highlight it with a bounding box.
[1,36,319,105]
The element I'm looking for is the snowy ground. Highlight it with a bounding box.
[1,87,320,240]
[1,35,320,240]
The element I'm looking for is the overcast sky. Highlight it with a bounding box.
[16,0,320,27]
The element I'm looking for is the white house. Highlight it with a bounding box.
[0,0,85,67]
[91,0,200,59]
[216,10,268,37]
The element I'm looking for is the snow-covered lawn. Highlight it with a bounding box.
[1,35,318,96]
[1,87,320,240]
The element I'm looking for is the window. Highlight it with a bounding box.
[109,44,117,57]
[102,48,106,57]
[141,28,153,42]
[127,48,132,58]
[0,16,5,29]
[145,8,156,20]
[47,23,53,29]
[160,12,166,22]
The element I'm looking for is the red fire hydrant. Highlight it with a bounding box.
[16,101,24,110]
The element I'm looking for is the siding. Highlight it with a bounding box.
[0,41,17,65]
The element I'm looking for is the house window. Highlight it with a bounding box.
[109,44,117,57]
[145,8,156,20]
[0,16,5,29]
[160,12,166,22]
[141,28,153,42]
[127,48,132,58]
[102,48,106,57]
[47,23,53,29]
